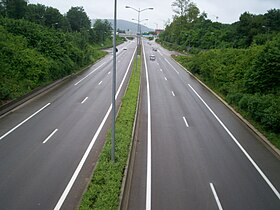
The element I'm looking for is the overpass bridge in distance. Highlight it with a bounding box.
[118,33,137,38]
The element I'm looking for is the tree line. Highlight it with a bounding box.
[161,0,280,148]
[0,0,113,43]
[0,0,118,105]
[160,0,280,50]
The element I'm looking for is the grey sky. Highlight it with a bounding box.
[28,0,280,29]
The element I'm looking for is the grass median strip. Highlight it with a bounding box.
[79,54,141,209]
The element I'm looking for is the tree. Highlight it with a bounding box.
[44,7,63,29]
[66,6,91,32]
[236,12,266,47]
[1,0,27,19]
[25,4,46,25]
[91,19,112,43]
[172,0,200,25]
[265,9,280,32]
[187,2,200,22]
[25,4,70,31]
[245,34,280,94]
[172,0,190,17]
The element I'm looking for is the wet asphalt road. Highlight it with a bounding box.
[127,40,280,210]
[0,41,137,210]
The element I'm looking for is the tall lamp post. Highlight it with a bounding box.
[112,0,117,162]
[125,6,153,52]
[132,18,149,36]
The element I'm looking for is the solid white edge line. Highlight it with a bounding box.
[188,84,280,200]
[164,58,179,74]
[43,129,58,144]
[0,103,51,141]
[53,46,137,210]
[74,63,105,86]
[172,91,175,96]
[210,183,223,210]
[183,116,189,128]
[81,97,88,104]
[143,40,152,210]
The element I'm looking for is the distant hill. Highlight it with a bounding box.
[92,19,153,33]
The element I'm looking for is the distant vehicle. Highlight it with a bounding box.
[150,55,156,61]
[123,47,127,50]
[152,47,157,51]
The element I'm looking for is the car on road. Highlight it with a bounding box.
[150,55,156,61]
[152,47,157,51]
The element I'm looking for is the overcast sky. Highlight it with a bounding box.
[28,0,280,29]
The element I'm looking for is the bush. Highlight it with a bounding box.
[245,34,280,94]
[238,94,280,133]
[0,17,104,104]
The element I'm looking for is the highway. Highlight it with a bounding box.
[127,40,280,209]
[0,40,136,209]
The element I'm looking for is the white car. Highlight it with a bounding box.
[150,55,156,61]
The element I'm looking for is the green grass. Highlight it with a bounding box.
[79,54,141,209]
[92,36,125,50]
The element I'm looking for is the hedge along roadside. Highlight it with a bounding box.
[79,50,141,209]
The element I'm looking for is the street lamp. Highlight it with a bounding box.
[125,6,153,49]
[132,18,149,36]
[112,0,117,162]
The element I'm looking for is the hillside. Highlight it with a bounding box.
[92,19,153,33]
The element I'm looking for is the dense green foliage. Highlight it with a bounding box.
[175,34,280,147]
[90,19,113,44]
[0,17,106,104]
[160,0,280,50]
[66,6,91,32]
[0,1,119,105]
[79,54,140,209]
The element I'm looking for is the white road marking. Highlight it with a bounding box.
[81,97,88,104]
[210,183,223,210]
[98,81,103,85]
[188,84,280,200]
[164,58,179,74]
[54,46,137,210]
[43,129,58,144]
[158,50,163,56]
[164,77,168,81]
[157,62,159,65]
[183,116,189,127]
[143,41,152,210]
[74,63,105,86]
[108,71,111,75]
[160,69,163,72]
[172,91,175,96]
[0,103,51,141]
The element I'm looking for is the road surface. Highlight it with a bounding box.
[127,40,280,209]
[0,41,137,209]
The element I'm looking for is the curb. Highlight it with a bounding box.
[172,56,280,159]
